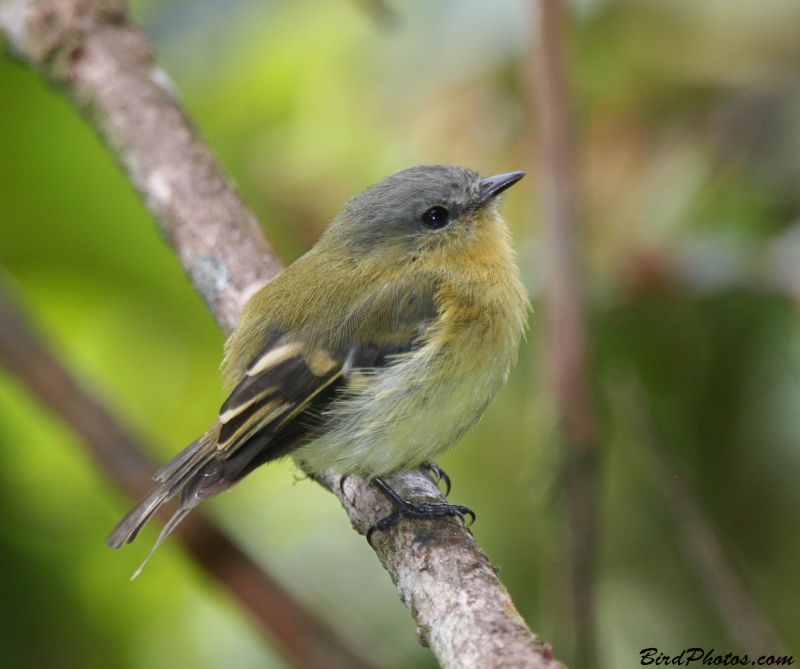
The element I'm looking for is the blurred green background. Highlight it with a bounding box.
[1,0,799,667]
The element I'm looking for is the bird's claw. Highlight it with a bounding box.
[366,500,475,546]
[420,461,451,497]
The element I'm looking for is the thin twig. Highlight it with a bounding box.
[607,368,788,659]
[0,280,376,669]
[1,0,565,666]
[533,1,599,666]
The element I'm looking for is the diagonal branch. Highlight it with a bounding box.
[2,0,283,332]
[0,280,376,669]
[1,0,565,667]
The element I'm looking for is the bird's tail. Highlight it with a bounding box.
[106,429,229,578]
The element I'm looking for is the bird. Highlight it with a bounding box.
[106,164,528,574]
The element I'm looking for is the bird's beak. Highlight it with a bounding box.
[476,171,526,205]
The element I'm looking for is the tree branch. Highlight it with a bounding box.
[1,0,565,667]
[1,0,282,332]
[533,1,599,666]
[0,280,376,669]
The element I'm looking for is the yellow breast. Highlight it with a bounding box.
[294,210,529,478]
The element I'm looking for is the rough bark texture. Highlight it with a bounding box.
[330,471,562,669]
[1,0,283,332]
[1,1,566,667]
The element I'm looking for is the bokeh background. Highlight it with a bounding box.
[2,0,800,667]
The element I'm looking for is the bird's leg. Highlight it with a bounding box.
[366,476,474,545]
[420,461,451,497]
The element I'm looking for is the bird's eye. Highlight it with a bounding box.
[421,205,451,230]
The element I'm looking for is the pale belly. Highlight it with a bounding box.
[293,336,513,478]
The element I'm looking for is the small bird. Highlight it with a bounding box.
[107,164,528,574]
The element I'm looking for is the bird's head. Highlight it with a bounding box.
[320,164,525,267]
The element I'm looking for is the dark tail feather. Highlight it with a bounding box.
[153,432,215,483]
[128,459,235,579]
[105,483,175,550]
[105,431,228,577]
[129,506,194,580]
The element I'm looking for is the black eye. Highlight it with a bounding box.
[421,205,450,230]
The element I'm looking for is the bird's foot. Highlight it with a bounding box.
[420,461,451,496]
[367,476,474,545]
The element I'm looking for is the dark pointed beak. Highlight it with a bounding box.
[477,171,526,205]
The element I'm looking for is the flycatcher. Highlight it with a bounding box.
[107,164,528,572]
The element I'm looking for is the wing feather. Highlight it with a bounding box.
[107,276,440,570]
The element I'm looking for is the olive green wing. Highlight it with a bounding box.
[107,277,439,556]
[212,276,440,474]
